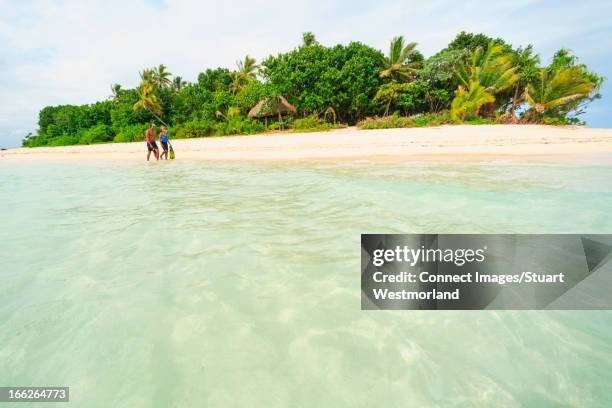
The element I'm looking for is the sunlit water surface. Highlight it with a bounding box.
[1,159,612,407]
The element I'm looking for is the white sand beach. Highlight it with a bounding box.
[3,125,612,163]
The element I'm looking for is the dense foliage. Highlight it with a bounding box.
[23,32,603,147]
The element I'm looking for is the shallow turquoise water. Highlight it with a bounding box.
[1,159,612,407]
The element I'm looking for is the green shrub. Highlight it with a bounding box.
[358,114,411,129]
[292,114,337,132]
[24,134,51,147]
[293,115,320,130]
[47,134,79,146]
[412,116,429,127]
[464,117,496,125]
[416,111,456,126]
[113,124,149,143]
[358,112,457,129]
[425,111,455,125]
[266,122,283,131]
[78,124,114,144]
[541,115,582,125]
[172,120,214,139]
[214,117,264,136]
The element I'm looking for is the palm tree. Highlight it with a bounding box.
[133,82,168,126]
[379,36,420,81]
[139,69,155,85]
[152,64,172,89]
[109,83,125,101]
[172,76,187,92]
[456,43,519,96]
[453,42,519,118]
[230,55,259,93]
[524,66,595,120]
[237,55,259,79]
[509,45,540,120]
[450,81,495,120]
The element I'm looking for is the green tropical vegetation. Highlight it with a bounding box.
[23,31,603,147]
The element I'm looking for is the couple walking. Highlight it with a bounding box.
[145,123,172,161]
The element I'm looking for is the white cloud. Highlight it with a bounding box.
[1,0,611,147]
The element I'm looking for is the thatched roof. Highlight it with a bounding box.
[248,96,297,118]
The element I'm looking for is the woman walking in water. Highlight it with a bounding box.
[159,126,170,160]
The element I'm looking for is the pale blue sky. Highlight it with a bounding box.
[1,0,611,148]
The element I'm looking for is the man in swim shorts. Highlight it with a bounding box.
[145,123,159,161]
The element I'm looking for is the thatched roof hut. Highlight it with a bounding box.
[248,96,297,119]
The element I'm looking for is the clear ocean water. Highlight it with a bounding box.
[1,159,612,407]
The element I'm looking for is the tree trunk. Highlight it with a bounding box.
[426,92,434,112]
[509,84,520,123]
[148,109,169,127]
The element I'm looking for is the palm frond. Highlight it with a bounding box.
[379,36,420,82]
[525,66,595,115]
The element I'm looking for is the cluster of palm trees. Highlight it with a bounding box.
[376,35,599,123]
[451,43,520,120]
[453,43,597,121]
[129,57,260,125]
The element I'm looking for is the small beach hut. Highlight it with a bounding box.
[324,106,337,124]
[248,95,297,127]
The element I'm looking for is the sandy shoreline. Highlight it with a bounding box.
[3,125,612,163]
